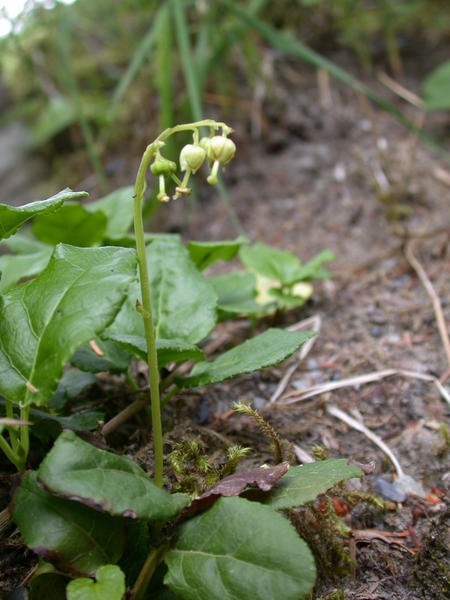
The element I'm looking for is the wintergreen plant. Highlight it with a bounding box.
[131,119,236,487]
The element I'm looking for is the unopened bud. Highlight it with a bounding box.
[150,156,177,176]
[179,144,206,173]
[207,136,236,165]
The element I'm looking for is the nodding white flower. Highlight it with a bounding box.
[207,136,236,165]
[150,155,177,176]
[179,144,206,173]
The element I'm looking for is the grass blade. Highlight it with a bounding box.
[109,5,168,121]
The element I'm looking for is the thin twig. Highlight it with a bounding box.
[405,241,450,370]
[270,315,321,403]
[101,398,146,437]
[377,71,424,109]
[327,405,404,478]
[279,368,450,406]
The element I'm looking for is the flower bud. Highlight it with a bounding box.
[179,144,206,173]
[150,156,177,176]
[207,136,236,165]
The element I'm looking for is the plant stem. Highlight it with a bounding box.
[134,142,164,488]
[132,542,170,600]
[0,434,23,471]
[5,398,18,452]
[19,405,30,462]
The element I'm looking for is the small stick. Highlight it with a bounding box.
[377,71,424,109]
[279,368,450,406]
[270,315,321,404]
[327,405,404,478]
[101,398,146,437]
[405,241,450,369]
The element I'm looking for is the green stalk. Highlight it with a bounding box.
[133,119,233,488]
[0,434,23,472]
[132,542,170,600]
[134,143,164,488]
[19,405,30,461]
[5,398,18,452]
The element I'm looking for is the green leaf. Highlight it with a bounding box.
[66,565,126,600]
[11,472,125,577]
[118,521,150,587]
[267,288,308,310]
[177,328,314,388]
[104,232,180,248]
[106,333,204,367]
[294,249,335,281]
[32,204,107,247]
[30,97,76,147]
[0,244,136,406]
[29,561,69,600]
[85,187,135,238]
[105,238,217,345]
[1,233,49,254]
[49,369,97,411]
[38,430,188,521]
[164,496,315,600]
[71,339,131,375]
[422,60,450,111]
[210,271,266,317]
[0,189,87,241]
[187,236,247,270]
[262,460,363,510]
[0,247,52,292]
[240,243,303,285]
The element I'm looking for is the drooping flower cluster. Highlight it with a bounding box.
[150,125,236,202]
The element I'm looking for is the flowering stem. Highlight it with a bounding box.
[134,143,164,488]
[133,119,231,488]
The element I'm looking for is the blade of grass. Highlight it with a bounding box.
[58,12,108,192]
[219,0,450,162]
[109,4,168,122]
[156,6,174,157]
[171,0,245,235]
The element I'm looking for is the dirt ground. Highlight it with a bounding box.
[1,52,449,599]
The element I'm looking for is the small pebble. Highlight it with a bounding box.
[307,358,318,370]
[373,477,406,502]
[193,399,209,425]
[252,396,267,410]
[370,325,384,338]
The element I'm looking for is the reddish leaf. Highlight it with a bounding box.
[182,463,289,519]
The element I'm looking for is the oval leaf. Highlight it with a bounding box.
[422,60,450,111]
[165,496,316,600]
[262,459,363,510]
[187,236,247,270]
[0,189,87,240]
[240,243,303,285]
[0,247,52,292]
[105,237,217,345]
[38,430,188,521]
[11,472,125,576]
[32,204,107,247]
[85,186,134,239]
[105,333,204,367]
[66,565,125,600]
[177,328,314,388]
[0,244,136,406]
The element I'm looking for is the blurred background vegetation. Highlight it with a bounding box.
[0,0,449,217]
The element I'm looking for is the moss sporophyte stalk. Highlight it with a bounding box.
[133,119,236,487]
